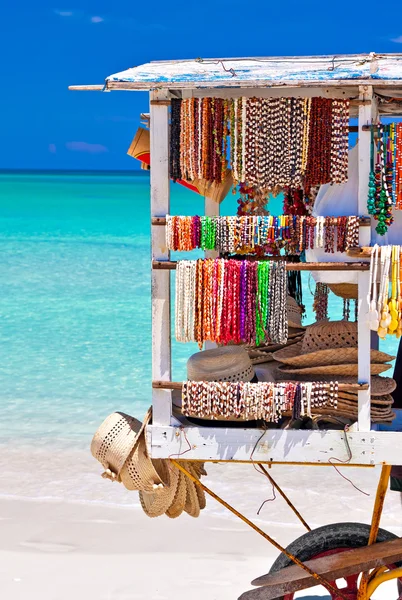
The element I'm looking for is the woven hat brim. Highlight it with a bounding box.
[120,435,164,492]
[91,408,151,477]
[279,374,396,397]
[273,343,395,367]
[278,363,392,376]
[165,471,187,519]
[139,460,180,518]
[183,472,201,518]
[288,320,306,330]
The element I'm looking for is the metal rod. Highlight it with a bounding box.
[256,464,311,531]
[366,566,402,598]
[170,459,348,600]
[357,464,392,598]
[152,260,370,271]
[151,216,372,226]
[152,380,369,391]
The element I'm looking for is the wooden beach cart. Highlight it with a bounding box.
[71,53,402,599]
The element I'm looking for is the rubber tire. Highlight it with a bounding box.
[269,522,401,599]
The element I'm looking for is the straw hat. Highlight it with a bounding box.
[278,363,392,377]
[287,296,305,329]
[183,472,201,518]
[165,471,188,519]
[187,346,254,382]
[273,343,395,368]
[273,321,358,368]
[139,459,180,518]
[91,409,165,492]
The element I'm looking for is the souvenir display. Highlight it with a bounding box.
[182,380,339,421]
[368,244,402,339]
[170,97,350,194]
[166,214,360,254]
[366,122,402,234]
[175,258,287,347]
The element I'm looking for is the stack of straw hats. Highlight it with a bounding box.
[91,408,207,518]
[273,320,396,423]
[247,296,305,365]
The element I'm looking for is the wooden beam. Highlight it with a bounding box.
[152,381,369,391]
[152,216,371,226]
[105,79,402,91]
[240,537,402,600]
[152,260,370,271]
[150,90,172,426]
[68,85,105,91]
[357,85,377,433]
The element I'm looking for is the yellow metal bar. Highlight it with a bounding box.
[171,459,349,600]
[200,459,375,468]
[366,566,402,598]
[257,463,311,531]
[358,464,392,599]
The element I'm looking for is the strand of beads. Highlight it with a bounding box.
[170,97,350,194]
[175,258,287,347]
[313,283,329,322]
[166,214,363,254]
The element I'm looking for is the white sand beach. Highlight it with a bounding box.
[1,456,401,600]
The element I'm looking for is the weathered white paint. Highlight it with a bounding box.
[147,425,402,465]
[150,90,172,426]
[106,53,402,90]
[357,86,376,431]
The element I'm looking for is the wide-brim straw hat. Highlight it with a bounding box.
[91,409,165,492]
[328,283,358,300]
[273,343,395,368]
[187,346,255,382]
[165,471,188,519]
[287,296,305,329]
[278,363,392,377]
[139,459,180,518]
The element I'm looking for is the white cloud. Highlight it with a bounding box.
[391,36,402,43]
[66,141,108,154]
[90,15,104,23]
[54,9,74,17]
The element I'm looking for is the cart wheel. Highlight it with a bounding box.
[268,522,402,599]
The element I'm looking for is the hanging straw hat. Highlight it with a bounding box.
[91,409,166,492]
[278,362,392,376]
[165,471,188,519]
[273,343,395,368]
[286,296,305,329]
[139,459,180,518]
[187,346,255,382]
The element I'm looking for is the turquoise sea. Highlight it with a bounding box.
[0,172,399,503]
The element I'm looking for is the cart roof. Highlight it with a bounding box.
[102,53,402,91]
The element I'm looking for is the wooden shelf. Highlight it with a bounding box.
[152,260,370,271]
[152,380,369,392]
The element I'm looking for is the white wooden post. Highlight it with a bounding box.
[150,90,172,425]
[357,86,376,431]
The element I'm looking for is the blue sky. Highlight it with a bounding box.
[2,0,402,170]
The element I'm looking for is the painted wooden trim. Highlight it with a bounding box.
[357,86,376,432]
[146,425,402,465]
[106,80,402,91]
[150,90,172,426]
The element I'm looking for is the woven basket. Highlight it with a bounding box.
[328,283,358,300]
